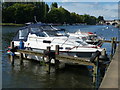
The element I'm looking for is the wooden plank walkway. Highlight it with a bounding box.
[17,49,94,66]
[99,44,119,88]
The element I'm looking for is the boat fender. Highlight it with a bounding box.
[99,55,109,61]
[19,40,25,49]
[90,50,101,63]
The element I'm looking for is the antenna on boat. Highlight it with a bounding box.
[34,16,38,23]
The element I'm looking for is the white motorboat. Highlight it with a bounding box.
[68,30,104,47]
[12,23,103,59]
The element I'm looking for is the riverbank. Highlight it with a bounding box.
[0,23,25,26]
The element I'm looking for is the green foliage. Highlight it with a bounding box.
[13,3,34,23]
[70,13,84,24]
[2,2,100,25]
[98,16,104,21]
[47,8,62,23]
[51,2,58,9]
[2,2,49,24]
[46,7,71,24]
[97,16,105,24]
[2,2,16,9]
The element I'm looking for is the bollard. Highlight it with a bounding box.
[10,41,14,65]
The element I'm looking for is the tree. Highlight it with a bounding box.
[82,14,97,25]
[2,6,16,23]
[98,16,104,21]
[59,7,70,24]
[46,8,62,23]
[13,3,34,23]
[51,2,58,9]
[70,13,84,24]
[2,2,98,25]
[43,4,49,22]
[2,2,16,9]
[33,2,47,22]
[46,6,71,24]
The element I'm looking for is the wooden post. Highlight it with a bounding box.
[110,37,114,59]
[55,45,59,55]
[47,46,51,74]
[113,37,117,54]
[10,41,14,65]
[55,45,60,71]
[20,53,23,65]
[93,56,99,89]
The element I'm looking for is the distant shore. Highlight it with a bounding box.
[0,23,25,26]
[0,23,86,26]
[1,23,120,28]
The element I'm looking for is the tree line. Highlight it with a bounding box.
[2,2,104,25]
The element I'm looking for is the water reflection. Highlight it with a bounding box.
[4,58,92,88]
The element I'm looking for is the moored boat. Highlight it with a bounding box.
[11,23,104,61]
[68,30,104,47]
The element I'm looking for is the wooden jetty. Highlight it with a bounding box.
[9,37,120,89]
[99,43,120,89]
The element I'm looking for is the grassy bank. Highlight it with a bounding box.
[0,23,25,26]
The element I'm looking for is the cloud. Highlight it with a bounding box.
[57,2,118,20]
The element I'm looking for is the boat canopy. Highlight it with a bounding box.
[13,23,67,41]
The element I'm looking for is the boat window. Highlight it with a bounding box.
[31,28,42,34]
[41,26,53,30]
[19,28,29,40]
[36,32,47,37]
[82,37,87,41]
[46,31,58,36]
[45,30,68,37]
[56,30,67,36]
[76,41,87,45]
[88,35,97,40]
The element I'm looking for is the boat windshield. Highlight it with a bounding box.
[88,35,97,40]
[30,25,55,33]
[40,25,54,30]
[76,41,88,46]
[45,30,68,37]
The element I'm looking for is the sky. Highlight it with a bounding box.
[46,1,119,20]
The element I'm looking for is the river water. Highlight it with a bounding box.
[2,25,119,88]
